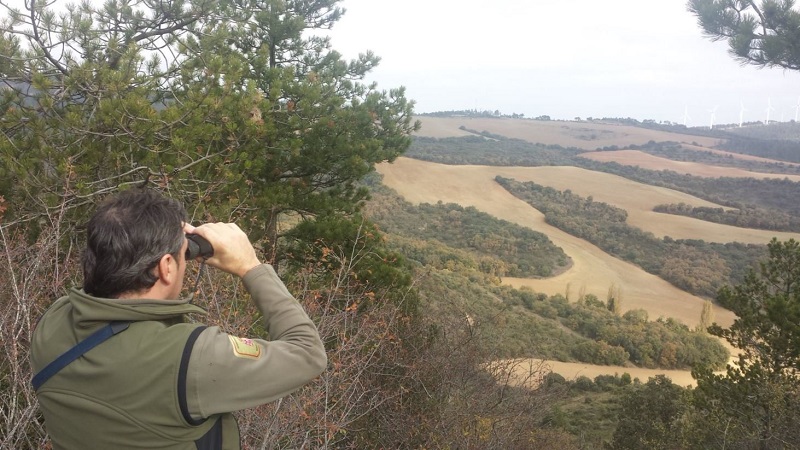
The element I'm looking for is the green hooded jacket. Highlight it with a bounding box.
[31,264,327,450]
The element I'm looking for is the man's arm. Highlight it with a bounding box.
[183,223,327,419]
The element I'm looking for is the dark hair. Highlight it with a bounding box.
[82,189,187,298]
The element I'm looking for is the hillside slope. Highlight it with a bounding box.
[376,157,738,329]
[383,115,800,386]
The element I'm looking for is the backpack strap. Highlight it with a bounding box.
[32,321,130,391]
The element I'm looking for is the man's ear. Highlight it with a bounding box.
[156,253,176,284]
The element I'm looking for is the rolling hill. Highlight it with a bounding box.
[373,115,800,385]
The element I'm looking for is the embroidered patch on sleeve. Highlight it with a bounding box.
[228,336,262,359]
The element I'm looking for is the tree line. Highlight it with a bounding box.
[654,202,800,233]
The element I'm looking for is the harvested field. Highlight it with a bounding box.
[507,359,701,388]
[544,360,699,387]
[580,149,800,180]
[500,164,800,244]
[376,157,740,329]
[414,116,723,150]
[680,143,800,166]
[378,148,800,384]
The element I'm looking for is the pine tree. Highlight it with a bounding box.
[688,0,800,70]
[609,375,690,450]
[0,0,419,258]
[690,238,800,449]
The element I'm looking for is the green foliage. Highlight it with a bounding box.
[0,0,418,257]
[689,238,800,449]
[414,269,584,360]
[282,214,418,315]
[608,375,690,450]
[581,156,800,218]
[596,240,800,450]
[0,2,430,448]
[722,132,800,163]
[688,0,800,71]
[689,364,800,449]
[540,373,635,448]
[712,238,800,375]
[395,257,728,369]
[726,120,800,142]
[407,135,582,166]
[522,294,728,369]
[360,288,575,449]
[365,185,570,278]
[637,137,800,169]
[390,120,800,448]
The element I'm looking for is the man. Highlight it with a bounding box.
[30,189,327,449]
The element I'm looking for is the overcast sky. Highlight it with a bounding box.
[327,0,800,128]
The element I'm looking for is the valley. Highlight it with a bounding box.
[375,116,800,385]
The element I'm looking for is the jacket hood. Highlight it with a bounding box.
[67,288,207,327]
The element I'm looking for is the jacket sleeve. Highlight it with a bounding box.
[185,264,327,419]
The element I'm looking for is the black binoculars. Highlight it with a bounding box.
[186,234,214,260]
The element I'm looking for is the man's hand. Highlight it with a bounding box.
[185,222,261,278]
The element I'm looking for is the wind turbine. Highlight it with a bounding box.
[794,96,800,122]
[682,105,691,126]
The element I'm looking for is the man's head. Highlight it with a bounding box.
[82,189,188,299]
